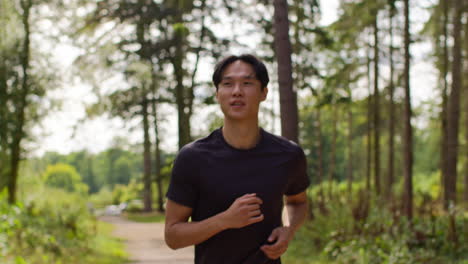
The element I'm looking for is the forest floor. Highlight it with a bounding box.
[100,215,194,264]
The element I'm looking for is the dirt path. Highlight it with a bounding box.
[100,216,194,264]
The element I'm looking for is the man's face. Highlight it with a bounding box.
[216,60,268,122]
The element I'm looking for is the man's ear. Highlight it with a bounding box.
[261,87,268,101]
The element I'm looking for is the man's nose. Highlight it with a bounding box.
[232,83,243,96]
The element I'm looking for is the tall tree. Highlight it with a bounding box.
[151,68,164,212]
[366,53,373,192]
[445,0,463,208]
[273,0,299,142]
[402,0,413,219]
[464,19,468,203]
[386,0,396,200]
[440,0,450,209]
[141,92,152,212]
[136,7,153,212]
[316,108,324,199]
[372,6,381,196]
[8,0,32,203]
[329,101,338,196]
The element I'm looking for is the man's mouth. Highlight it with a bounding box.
[230,101,245,107]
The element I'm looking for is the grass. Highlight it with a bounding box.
[123,211,165,223]
[66,220,129,264]
[84,220,129,264]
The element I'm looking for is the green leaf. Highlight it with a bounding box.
[15,256,27,264]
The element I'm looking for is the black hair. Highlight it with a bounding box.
[212,54,269,91]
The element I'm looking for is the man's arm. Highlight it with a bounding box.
[165,193,264,249]
[284,191,309,233]
[260,191,308,259]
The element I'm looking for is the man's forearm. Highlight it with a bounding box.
[165,212,227,249]
[285,201,308,235]
[165,193,264,250]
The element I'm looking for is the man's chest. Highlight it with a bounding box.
[197,154,292,209]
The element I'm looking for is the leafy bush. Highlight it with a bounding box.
[111,179,142,204]
[284,182,468,264]
[43,163,88,193]
[0,187,127,264]
[0,188,92,262]
[89,186,114,209]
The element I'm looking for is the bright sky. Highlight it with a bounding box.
[31,0,437,157]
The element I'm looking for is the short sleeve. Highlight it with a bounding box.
[285,148,310,195]
[166,146,199,208]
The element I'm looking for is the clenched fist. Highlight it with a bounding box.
[220,193,264,229]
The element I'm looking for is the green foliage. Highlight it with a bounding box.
[173,23,190,37]
[112,179,142,205]
[284,184,468,264]
[43,163,88,193]
[89,187,114,209]
[32,147,144,194]
[413,171,441,202]
[0,188,127,264]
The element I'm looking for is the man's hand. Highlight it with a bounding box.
[260,226,293,260]
[221,193,264,229]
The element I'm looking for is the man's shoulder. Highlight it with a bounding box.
[177,129,221,157]
[262,129,304,155]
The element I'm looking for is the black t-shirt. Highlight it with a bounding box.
[166,128,310,264]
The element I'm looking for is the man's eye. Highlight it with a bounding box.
[222,82,232,86]
[244,82,253,85]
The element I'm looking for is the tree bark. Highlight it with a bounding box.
[440,0,450,208]
[402,0,413,219]
[366,53,372,193]
[316,108,324,199]
[445,0,463,208]
[387,2,396,200]
[464,16,468,203]
[347,99,353,198]
[151,71,164,212]
[173,47,191,149]
[0,53,8,190]
[171,12,192,150]
[135,17,152,212]
[142,95,153,212]
[273,0,299,143]
[373,11,381,196]
[8,0,31,204]
[329,103,337,198]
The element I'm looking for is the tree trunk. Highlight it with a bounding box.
[347,99,353,198]
[402,0,413,219]
[8,0,31,204]
[151,73,164,212]
[464,17,468,203]
[171,12,192,150]
[440,0,450,207]
[316,108,324,199]
[445,0,463,208]
[387,3,396,200]
[0,59,8,189]
[142,96,153,212]
[366,54,372,193]
[273,0,299,143]
[373,12,381,196]
[173,48,191,150]
[329,103,337,198]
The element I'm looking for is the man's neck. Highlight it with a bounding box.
[222,120,261,150]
